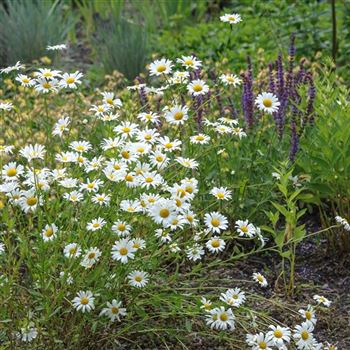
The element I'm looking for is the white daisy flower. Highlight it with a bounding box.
[80,247,102,268]
[266,325,291,347]
[86,217,106,231]
[111,238,136,264]
[235,219,256,237]
[72,290,95,313]
[220,13,242,24]
[246,332,274,350]
[19,144,46,161]
[63,243,81,258]
[206,237,226,253]
[165,105,189,125]
[204,212,228,233]
[293,322,315,349]
[15,74,35,87]
[47,44,67,51]
[190,134,211,144]
[100,299,126,322]
[60,71,83,89]
[220,288,246,307]
[149,58,173,76]
[313,295,332,307]
[101,92,122,108]
[186,244,205,261]
[127,270,149,288]
[298,305,317,325]
[219,73,242,86]
[42,223,58,241]
[206,306,235,330]
[252,272,268,287]
[210,187,232,201]
[111,221,132,237]
[255,92,280,114]
[200,297,212,310]
[187,79,209,96]
[177,55,202,70]
[176,157,199,169]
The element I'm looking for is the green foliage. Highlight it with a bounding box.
[263,163,308,295]
[0,0,74,66]
[297,63,350,252]
[93,18,149,81]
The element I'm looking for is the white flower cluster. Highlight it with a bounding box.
[335,215,350,231]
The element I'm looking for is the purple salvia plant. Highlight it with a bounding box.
[268,63,276,94]
[241,56,254,129]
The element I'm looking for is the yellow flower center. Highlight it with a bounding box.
[274,330,283,338]
[135,275,142,282]
[241,225,248,233]
[133,242,140,249]
[43,82,51,89]
[159,208,170,218]
[144,134,152,140]
[211,219,220,227]
[156,65,167,73]
[164,143,172,149]
[88,252,96,259]
[22,78,30,84]
[114,164,121,170]
[80,297,89,305]
[92,223,100,228]
[145,177,153,183]
[66,77,75,84]
[87,183,95,189]
[257,275,264,282]
[301,331,309,341]
[122,127,131,133]
[262,98,272,108]
[121,151,130,159]
[137,147,145,153]
[228,16,236,21]
[43,72,53,78]
[106,98,113,105]
[193,84,203,92]
[69,247,77,254]
[258,342,267,349]
[174,112,184,120]
[119,247,128,256]
[184,59,193,66]
[305,311,312,320]
[111,306,119,314]
[76,145,85,151]
[217,192,225,199]
[185,186,193,194]
[211,239,220,248]
[45,228,53,237]
[6,168,17,177]
[220,312,228,321]
[26,197,37,206]
[125,174,133,182]
[195,135,204,141]
[156,155,163,162]
[118,224,126,231]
